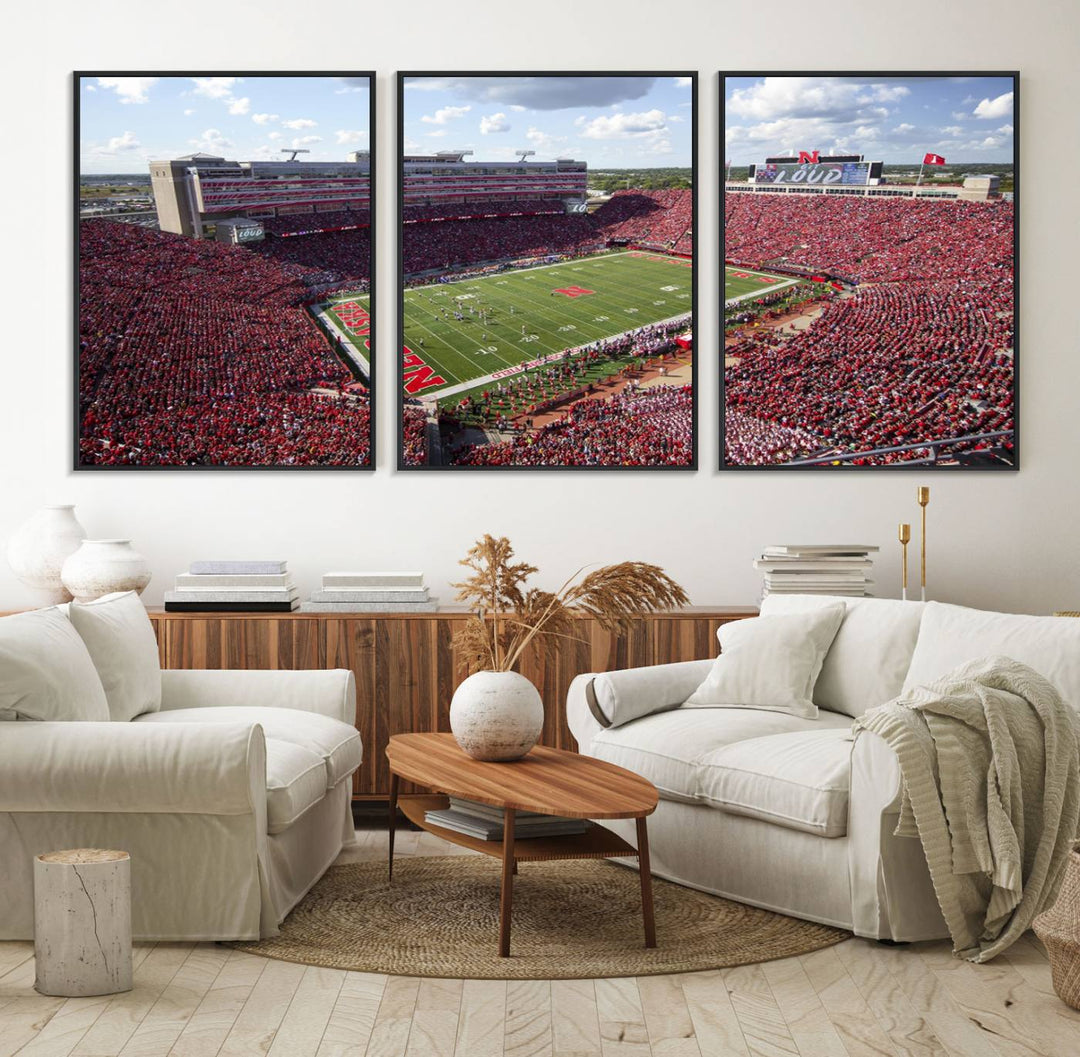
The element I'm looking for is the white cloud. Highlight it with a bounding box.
[268,132,282,140]
[183,108,195,116]
[334,129,366,145]
[729,77,908,123]
[91,130,141,156]
[940,125,964,136]
[578,109,668,140]
[85,85,96,92]
[291,135,322,148]
[674,76,692,88]
[190,77,238,100]
[421,105,471,125]
[189,128,233,152]
[282,117,317,130]
[524,126,566,153]
[974,91,1013,119]
[96,77,158,104]
[227,97,250,116]
[997,123,1014,135]
[252,113,279,125]
[425,129,447,138]
[480,112,509,134]
[893,123,915,133]
[509,104,527,112]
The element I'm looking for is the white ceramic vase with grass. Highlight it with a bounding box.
[449,671,544,762]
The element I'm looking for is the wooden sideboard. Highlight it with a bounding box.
[148,608,758,798]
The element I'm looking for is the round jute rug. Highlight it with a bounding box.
[232,856,849,979]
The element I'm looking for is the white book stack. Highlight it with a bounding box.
[299,572,437,613]
[164,561,299,612]
[753,545,879,599]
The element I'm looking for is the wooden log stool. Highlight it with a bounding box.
[33,849,133,997]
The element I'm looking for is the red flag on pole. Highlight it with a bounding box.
[923,153,946,166]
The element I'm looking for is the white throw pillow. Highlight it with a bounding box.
[68,592,162,722]
[0,607,110,721]
[684,605,845,719]
[760,594,925,716]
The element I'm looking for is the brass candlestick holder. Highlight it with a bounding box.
[917,486,930,602]
[898,523,911,601]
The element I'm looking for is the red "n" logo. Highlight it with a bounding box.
[798,150,820,165]
[553,286,594,298]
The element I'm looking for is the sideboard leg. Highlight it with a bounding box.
[499,808,516,957]
[387,772,399,884]
[636,815,657,949]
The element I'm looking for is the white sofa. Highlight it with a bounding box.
[567,597,1080,941]
[0,595,362,942]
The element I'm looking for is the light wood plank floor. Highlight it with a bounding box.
[3,826,1078,1057]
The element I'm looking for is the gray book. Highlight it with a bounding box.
[322,571,424,588]
[176,573,293,589]
[309,588,429,603]
[190,560,288,575]
[299,600,438,613]
[166,588,299,603]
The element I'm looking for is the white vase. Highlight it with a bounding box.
[449,670,544,762]
[6,505,87,605]
[61,540,152,603]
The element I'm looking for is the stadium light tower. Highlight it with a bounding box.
[280,148,311,162]
[516,150,536,163]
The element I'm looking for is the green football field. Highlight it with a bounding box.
[724,266,797,304]
[399,251,692,395]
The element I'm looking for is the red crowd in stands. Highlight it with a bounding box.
[452,385,692,467]
[723,194,1014,465]
[78,221,370,467]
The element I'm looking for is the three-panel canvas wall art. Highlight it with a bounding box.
[75,71,1017,471]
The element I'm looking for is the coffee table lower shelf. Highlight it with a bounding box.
[391,793,656,957]
[398,795,638,861]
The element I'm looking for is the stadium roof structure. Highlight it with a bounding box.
[173,153,227,162]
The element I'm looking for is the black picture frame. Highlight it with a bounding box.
[720,70,1019,471]
[397,70,698,471]
[74,70,377,471]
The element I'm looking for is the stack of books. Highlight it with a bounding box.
[424,797,589,841]
[299,571,436,613]
[164,560,298,612]
[754,545,878,598]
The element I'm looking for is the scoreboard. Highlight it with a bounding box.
[751,160,879,187]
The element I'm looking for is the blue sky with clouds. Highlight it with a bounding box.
[79,75,371,175]
[402,75,693,168]
[725,75,1014,165]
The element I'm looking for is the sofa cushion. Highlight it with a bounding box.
[265,739,328,834]
[761,594,925,717]
[136,705,362,788]
[684,606,845,718]
[588,659,714,729]
[0,608,110,722]
[698,729,854,837]
[589,706,852,804]
[68,592,162,721]
[903,602,1080,711]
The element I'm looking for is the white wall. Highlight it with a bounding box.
[2,0,1078,615]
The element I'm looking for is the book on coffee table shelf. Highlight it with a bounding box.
[755,544,878,599]
[189,560,288,576]
[303,571,434,612]
[166,561,298,611]
[424,797,589,841]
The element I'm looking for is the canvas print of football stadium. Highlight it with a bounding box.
[722,73,1018,469]
[398,73,696,469]
[76,73,375,469]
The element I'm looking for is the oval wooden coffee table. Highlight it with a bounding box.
[386,733,659,958]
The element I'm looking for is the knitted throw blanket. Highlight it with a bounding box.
[856,656,1080,962]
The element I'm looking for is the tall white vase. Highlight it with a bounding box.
[6,505,87,605]
[61,540,152,603]
[449,671,544,762]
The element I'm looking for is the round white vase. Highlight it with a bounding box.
[61,540,152,603]
[449,670,544,762]
[6,505,87,605]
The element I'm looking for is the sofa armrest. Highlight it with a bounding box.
[847,728,945,940]
[0,721,265,816]
[160,668,356,725]
[567,659,714,749]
